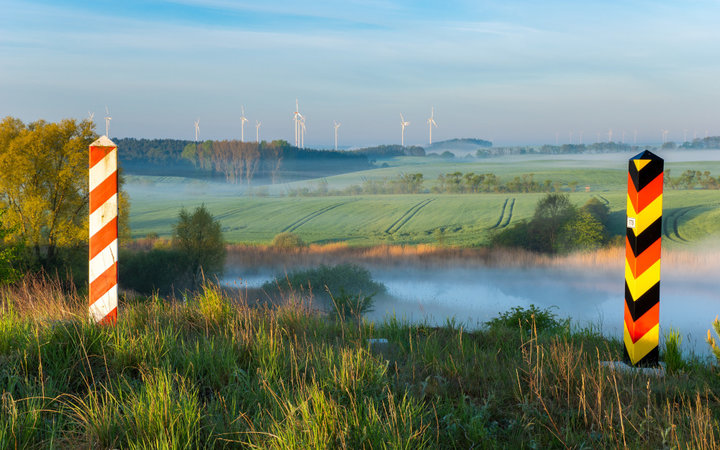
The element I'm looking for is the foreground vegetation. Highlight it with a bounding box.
[1,280,719,448]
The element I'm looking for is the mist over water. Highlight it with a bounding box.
[224,260,719,358]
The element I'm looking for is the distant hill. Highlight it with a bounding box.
[351,144,425,158]
[426,138,492,156]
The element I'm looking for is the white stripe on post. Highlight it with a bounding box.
[89,136,118,324]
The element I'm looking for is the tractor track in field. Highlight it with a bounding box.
[662,207,697,243]
[595,195,610,205]
[385,198,435,234]
[499,198,515,228]
[488,198,509,229]
[282,202,351,233]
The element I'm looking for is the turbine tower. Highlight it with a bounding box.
[194,119,200,142]
[608,128,613,143]
[293,99,303,147]
[240,106,248,142]
[400,113,410,147]
[333,121,341,151]
[300,117,306,149]
[427,107,438,145]
[104,106,112,137]
[256,120,262,143]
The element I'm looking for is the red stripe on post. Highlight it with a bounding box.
[625,237,662,279]
[89,262,117,302]
[627,172,663,213]
[624,301,660,343]
[89,217,118,259]
[89,171,118,213]
[89,146,115,167]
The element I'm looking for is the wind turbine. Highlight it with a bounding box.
[293,99,303,147]
[333,121,341,150]
[608,128,613,143]
[240,106,248,142]
[300,117,306,149]
[256,120,262,143]
[661,129,669,144]
[104,106,112,137]
[427,107,438,145]
[88,111,95,122]
[194,119,200,142]
[400,113,410,147]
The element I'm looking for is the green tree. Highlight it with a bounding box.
[172,205,226,289]
[530,193,576,252]
[558,210,607,252]
[0,116,130,272]
[580,197,610,226]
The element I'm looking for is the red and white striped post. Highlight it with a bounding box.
[89,136,118,324]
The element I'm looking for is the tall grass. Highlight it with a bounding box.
[1,280,719,448]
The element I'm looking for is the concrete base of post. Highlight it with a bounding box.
[600,360,666,377]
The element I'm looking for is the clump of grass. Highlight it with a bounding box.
[708,316,720,365]
[664,327,684,373]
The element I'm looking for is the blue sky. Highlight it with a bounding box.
[2,0,720,146]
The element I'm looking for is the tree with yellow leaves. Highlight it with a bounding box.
[0,116,129,271]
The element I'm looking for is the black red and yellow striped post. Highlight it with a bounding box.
[624,150,663,367]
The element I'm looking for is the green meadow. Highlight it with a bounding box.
[127,155,720,248]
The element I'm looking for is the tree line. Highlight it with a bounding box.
[664,169,720,189]
[288,172,581,197]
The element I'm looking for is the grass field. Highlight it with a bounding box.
[2,280,719,448]
[127,154,720,248]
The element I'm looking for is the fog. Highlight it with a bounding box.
[223,259,720,359]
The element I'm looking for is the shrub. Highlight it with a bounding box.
[119,248,190,295]
[271,232,305,249]
[486,304,568,334]
[263,263,385,304]
[331,288,375,320]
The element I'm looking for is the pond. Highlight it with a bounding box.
[223,261,719,358]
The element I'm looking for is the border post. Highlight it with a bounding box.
[624,149,663,366]
[89,136,118,324]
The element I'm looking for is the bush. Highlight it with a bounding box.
[271,232,305,249]
[120,248,190,295]
[331,288,375,320]
[263,263,385,304]
[0,211,22,285]
[486,304,568,334]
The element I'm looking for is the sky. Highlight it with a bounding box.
[2,0,720,147]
